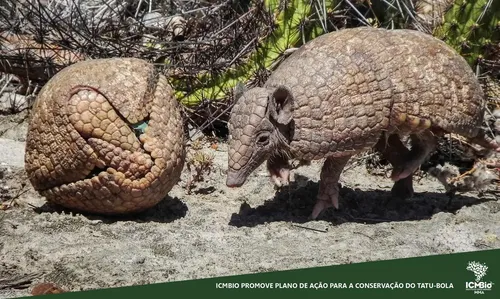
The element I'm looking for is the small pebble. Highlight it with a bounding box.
[88,219,103,225]
[133,256,146,264]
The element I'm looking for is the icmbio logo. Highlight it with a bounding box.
[465,261,494,295]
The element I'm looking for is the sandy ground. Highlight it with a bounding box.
[1,112,499,298]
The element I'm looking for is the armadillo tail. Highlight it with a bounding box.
[467,128,500,152]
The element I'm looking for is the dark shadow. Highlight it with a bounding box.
[33,195,188,224]
[228,174,497,227]
[192,186,216,195]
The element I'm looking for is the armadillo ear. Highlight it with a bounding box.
[269,85,294,125]
[233,82,247,101]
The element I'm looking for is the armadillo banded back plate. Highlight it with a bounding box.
[264,27,486,160]
[24,58,186,215]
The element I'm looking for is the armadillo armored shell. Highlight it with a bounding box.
[24,58,186,215]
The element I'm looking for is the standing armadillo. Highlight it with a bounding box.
[225,27,500,220]
[24,58,186,215]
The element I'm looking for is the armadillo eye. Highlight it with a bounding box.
[257,134,270,146]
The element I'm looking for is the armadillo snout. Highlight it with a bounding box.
[226,87,276,187]
[226,148,253,187]
[226,170,247,188]
[226,150,270,188]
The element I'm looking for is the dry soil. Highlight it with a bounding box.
[1,112,499,298]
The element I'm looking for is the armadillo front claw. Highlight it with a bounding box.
[267,155,291,188]
[270,168,290,188]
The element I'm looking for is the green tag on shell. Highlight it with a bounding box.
[132,121,148,135]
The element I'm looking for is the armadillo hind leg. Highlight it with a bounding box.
[391,130,437,182]
[310,155,352,220]
[374,133,414,199]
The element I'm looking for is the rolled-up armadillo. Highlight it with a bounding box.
[24,58,186,215]
[225,27,500,220]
